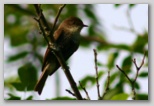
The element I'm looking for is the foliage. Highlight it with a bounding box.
[4,4,148,100]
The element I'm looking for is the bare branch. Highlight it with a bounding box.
[133,52,146,83]
[93,49,101,99]
[79,81,90,100]
[66,89,76,97]
[102,70,110,99]
[116,65,132,83]
[51,4,66,34]
[127,9,136,33]
[131,52,146,99]
[116,52,146,100]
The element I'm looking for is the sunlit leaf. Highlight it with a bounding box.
[102,88,121,100]
[111,93,129,100]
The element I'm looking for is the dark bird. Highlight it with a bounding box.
[34,16,88,95]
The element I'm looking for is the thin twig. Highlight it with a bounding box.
[33,4,83,100]
[127,9,136,33]
[79,81,90,100]
[113,8,137,34]
[66,89,76,97]
[93,49,101,99]
[102,70,110,99]
[52,4,66,34]
[116,52,146,100]
[116,65,132,83]
[133,52,146,83]
[131,52,146,100]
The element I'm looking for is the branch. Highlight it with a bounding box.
[81,36,148,55]
[126,9,136,33]
[33,4,83,100]
[102,70,110,99]
[113,8,137,34]
[79,81,90,100]
[116,65,132,83]
[66,89,76,97]
[51,4,66,35]
[116,52,146,100]
[131,52,146,99]
[93,49,101,99]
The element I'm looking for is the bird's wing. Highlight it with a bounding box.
[41,29,64,71]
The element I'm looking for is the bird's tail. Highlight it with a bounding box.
[34,70,48,95]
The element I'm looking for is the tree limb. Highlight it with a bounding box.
[33,4,83,100]
[93,49,101,99]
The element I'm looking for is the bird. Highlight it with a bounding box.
[34,16,88,95]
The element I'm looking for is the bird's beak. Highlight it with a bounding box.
[83,24,88,27]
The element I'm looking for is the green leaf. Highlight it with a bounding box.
[11,82,26,91]
[6,25,29,46]
[64,4,78,18]
[107,52,119,69]
[111,93,129,100]
[78,71,104,90]
[109,72,118,85]
[7,51,28,62]
[97,61,103,66]
[132,32,148,53]
[129,4,135,8]
[112,44,130,51]
[84,5,98,23]
[134,81,140,90]
[18,62,37,91]
[26,96,33,100]
[102,88,121,100]
[114,4,121,8]
[122,55,132,73]
[4,76,20,89]
[139,72,148,77]
[78,75,95,90]
[51,96,76,100]
[98,71,104,78]
[136,94,148,100]
[6,93,21,100]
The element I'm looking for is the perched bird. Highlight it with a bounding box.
[34,16,88,95]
